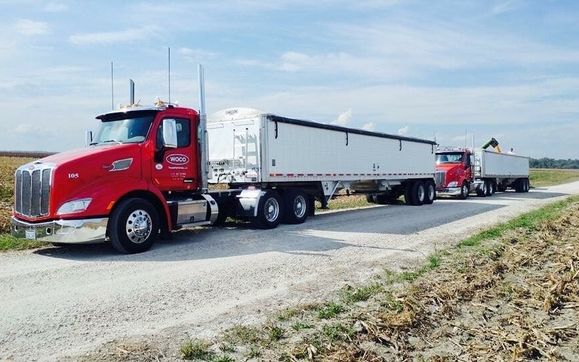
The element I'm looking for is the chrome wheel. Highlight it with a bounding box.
[427,184,435,201]
[264,197,280,223]
[125,209,152,244]
[462,184,468,197]
[417,184,425,203]
[293,195,307,219]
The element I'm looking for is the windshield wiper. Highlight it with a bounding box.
[101,139,123,144]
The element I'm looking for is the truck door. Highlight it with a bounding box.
[465,152,474,181]
[152,117,199,191]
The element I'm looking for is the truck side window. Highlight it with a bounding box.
[157,118,190,149]
[465,154,471,167]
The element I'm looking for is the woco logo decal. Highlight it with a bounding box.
[166,154,190,166]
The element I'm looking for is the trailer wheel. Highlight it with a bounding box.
[109,198,159,254]
[477,181,487,197]
[253,191,283,229]
[283,190,308,224]
[366,194,376,204]
[515,179,524,193]
[405,181,426,206]
[485,180,494,196]
[424,181,436,204]
[459,182,469,199]
[525,178,530,192]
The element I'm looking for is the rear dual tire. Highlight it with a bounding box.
[283,190,309,224]
[515,178,530,193]
[405,180,435,206]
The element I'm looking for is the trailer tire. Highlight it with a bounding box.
[477,181,487,197]
[485,180,494,196]
[515,179,524,193]
[253,191,283,229]
[283,190,308,224]
[522,178,530,192]
[424,181,436,204]
[405,180,426,206]
[109,198,159,254]
[366,194,376,204]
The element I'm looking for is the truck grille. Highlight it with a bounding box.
[15,165,53,217]
[435,171,445,187]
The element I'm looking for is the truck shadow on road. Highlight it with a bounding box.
[33,191,570,262]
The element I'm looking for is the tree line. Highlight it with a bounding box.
[530,158,579,169]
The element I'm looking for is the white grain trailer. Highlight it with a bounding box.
[206,108,437,228]
[475,149,530,194]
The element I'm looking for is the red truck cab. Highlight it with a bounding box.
[435,149,474,199]
[11,104,218,253]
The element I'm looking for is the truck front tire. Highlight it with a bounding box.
[109,198,159,254]
[459,182,469,199]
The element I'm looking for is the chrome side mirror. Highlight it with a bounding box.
[162,119,178,148]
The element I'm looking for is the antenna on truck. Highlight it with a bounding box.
[198,64,208,192]
[110,61,115,110]
[167,47,171,104]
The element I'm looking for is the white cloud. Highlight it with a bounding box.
[492,0,523,14]
[69,26,159,45]
[398,125,409,135]
[333,108,352,126]
[362,122,375,131]
[44,2,68,12]
[178,47,217,62]
[15,19,50,36]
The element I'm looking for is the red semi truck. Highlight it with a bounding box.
[11,68,437,253]
[435,139,530,199]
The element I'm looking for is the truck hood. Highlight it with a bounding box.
[435,163,462,173]
[39,144,138,167]
[14,143,144,221]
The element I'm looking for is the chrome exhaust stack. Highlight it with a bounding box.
[198,64,208,192]
[129,79,135,106]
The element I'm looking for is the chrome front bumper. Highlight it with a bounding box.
[11,217,108,244]
[436,187,462,196]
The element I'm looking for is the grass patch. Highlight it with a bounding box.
[321,323,355,342]
[530,168,579,187]
[0,234,44,251]
[342,283,383,303]
[459,195,578,248]
[317,302,345,319]
[266,324,284,342]
[180,339,214,360]
[291,322,313,331]
[222,325,261,345]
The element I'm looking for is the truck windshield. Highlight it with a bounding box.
[436,153,464,164]
[93,113,156,145]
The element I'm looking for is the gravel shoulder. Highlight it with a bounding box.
[1,182,578,361]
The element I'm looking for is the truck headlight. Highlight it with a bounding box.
[57,198,92,215]
[447,181,458,188]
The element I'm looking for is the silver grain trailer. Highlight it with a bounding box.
[206,108,437,228]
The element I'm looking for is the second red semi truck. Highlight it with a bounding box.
[435,139,530,199]
[11,67,437,253]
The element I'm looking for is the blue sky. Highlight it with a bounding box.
[1,0,578,158]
